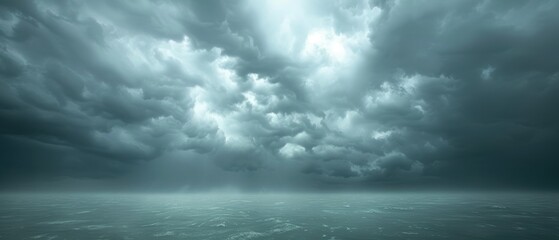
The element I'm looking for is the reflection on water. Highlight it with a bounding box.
[1,192,558,239]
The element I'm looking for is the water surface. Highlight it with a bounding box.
[1,192,558,239]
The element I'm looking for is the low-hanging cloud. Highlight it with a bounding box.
[1,0,558,191]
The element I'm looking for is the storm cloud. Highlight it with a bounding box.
[1,0,558,191]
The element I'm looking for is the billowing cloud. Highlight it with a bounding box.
[1,0,558,191]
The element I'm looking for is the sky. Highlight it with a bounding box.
[1,0,558,192]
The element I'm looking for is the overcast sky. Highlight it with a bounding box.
[1,0,558,192]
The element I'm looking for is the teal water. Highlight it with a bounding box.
[1,192,558,239]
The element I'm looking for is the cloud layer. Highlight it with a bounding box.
[1,0,558,191]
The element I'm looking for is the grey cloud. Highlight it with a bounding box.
[1,0,558,191]
[364,0,559,187]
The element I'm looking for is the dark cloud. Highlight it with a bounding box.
[1,0,558,191]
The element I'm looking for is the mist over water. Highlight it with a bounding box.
[1,192,558,240]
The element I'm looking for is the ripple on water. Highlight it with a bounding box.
[142,222,164,227]
[383,206,414,211]
[31,234,58,240]
[362,209,383,214]
[40,220,88,225]
[153,231,175,237]
[73,210,92,215]
[322,210,342,215]
[263,217,283,223]
[82,225,113,230]
[271,222,301,233]
[226,231,264,240]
